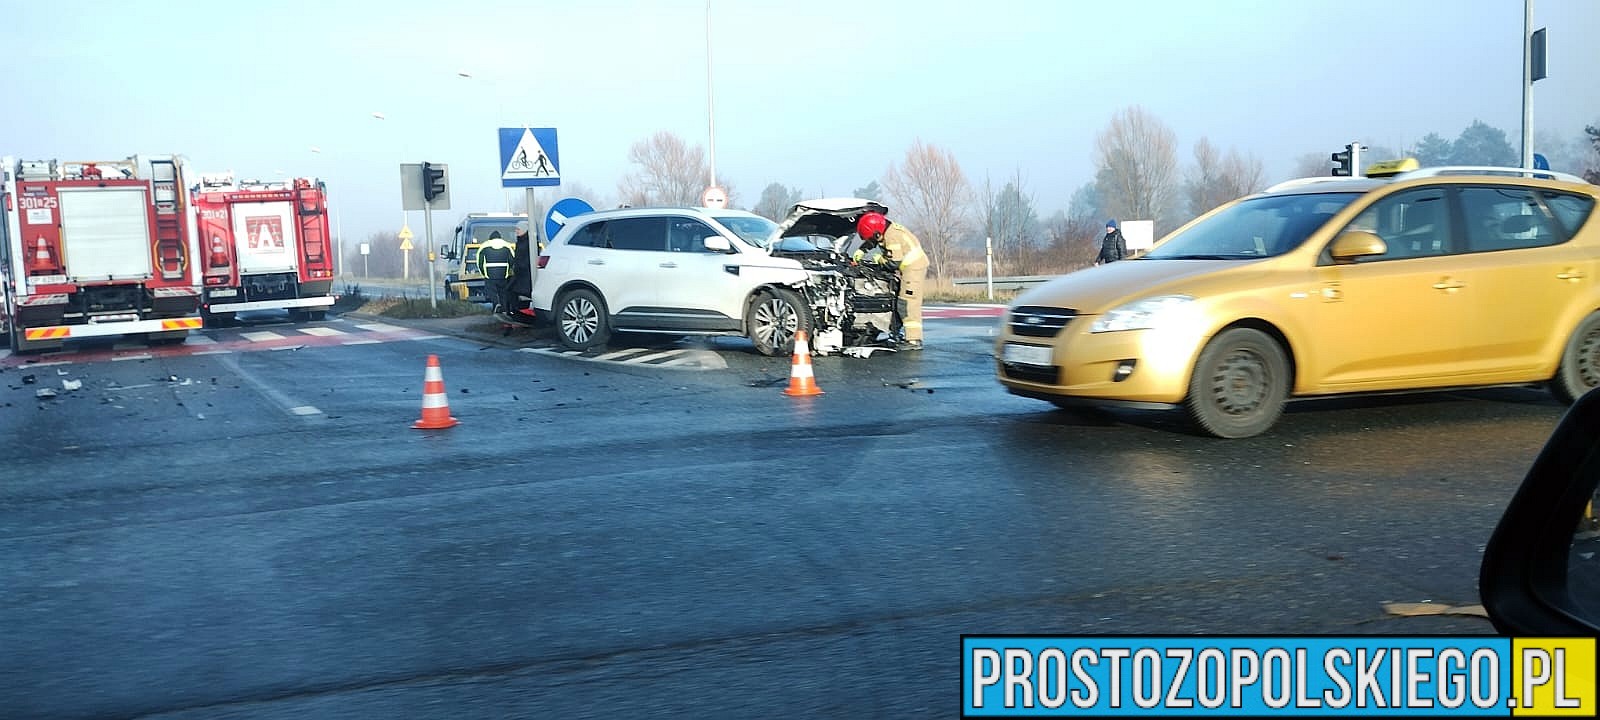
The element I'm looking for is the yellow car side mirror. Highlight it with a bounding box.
[1329,231,1387,263]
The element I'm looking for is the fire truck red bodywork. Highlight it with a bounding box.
[190,176,335,323]
[0,155,203,353]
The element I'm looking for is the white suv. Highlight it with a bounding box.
[530,207,816,356]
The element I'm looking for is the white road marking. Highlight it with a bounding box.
[187,335,218,345]
[355,323,404,333]
[629,350,685,364]
[111,354,153,362]
[193,350,234,356]
[241,331,285,342]
[595,348,653,361]
[342,339,383,346]
[297,327,348,337]
[289,406,323,416]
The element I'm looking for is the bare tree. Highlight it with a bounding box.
[1289,152,1332,180]
[616,131,708,206]
[1042,210,1103,272]
[1186,137,1266,218]
[753,182,803,220]
[1094,106,1179,230]
[978,169,1041,275]
[881,139,972,282]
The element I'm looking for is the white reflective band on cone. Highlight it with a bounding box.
[422,394,449,408]
[425,367,444,382]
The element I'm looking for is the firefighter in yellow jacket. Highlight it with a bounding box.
[854,212,928,350]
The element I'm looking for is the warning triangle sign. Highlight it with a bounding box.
[502,128,560,181]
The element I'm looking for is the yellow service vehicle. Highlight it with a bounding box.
[442,212,527,302]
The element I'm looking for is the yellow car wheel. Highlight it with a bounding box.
[1551,312,1600,405]
[1185,328,1289,439]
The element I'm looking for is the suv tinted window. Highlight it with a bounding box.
[668,218,723,253]
[1541,191,1597,238]
[1458,186,1564,252]
[1346,187,1452,260]
[604,217,667,251]
[567,221,605,248]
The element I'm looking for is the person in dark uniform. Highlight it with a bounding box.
[478,230,516,313]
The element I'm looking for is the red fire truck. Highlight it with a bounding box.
[191,173,335,324]
[1,155,203,353]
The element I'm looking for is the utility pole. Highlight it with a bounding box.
[1522,0,1534,169]
[706,0,718,189]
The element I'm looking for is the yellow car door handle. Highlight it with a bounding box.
[1557,270,1586,281]
[1432,280,1464,290]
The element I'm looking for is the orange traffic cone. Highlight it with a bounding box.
[28,236,57,273]
[412,354,460,429]
[782,330,824,397]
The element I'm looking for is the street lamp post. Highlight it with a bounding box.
[706,0,718,191]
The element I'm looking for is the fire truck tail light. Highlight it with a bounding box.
[536,255,549,269]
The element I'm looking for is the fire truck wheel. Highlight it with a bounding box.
[146,331,189,346]
[9,327,62,355]
[201,309,236,328]
[307,310,327,321]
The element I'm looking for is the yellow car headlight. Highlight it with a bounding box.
[1089,295,1197,333]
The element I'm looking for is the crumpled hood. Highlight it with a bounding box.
[1013,259,1267,314]
[773,198,889,241]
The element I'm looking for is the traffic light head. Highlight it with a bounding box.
[422,161,448,202]
[1331,147,1354,177]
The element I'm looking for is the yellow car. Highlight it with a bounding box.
[997,163,1600,438]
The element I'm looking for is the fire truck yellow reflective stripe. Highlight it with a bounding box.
[25,327,71,340]
[160,318,203,331]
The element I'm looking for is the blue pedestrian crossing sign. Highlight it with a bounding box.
[499,127,561,188]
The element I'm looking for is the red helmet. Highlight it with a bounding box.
[856,212,889,241]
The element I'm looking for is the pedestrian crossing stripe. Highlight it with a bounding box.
[502,127,560,181]
[516,346,727,371]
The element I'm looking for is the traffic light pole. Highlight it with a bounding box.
[423,198,438,310]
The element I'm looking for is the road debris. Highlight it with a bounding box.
[1381,602,1488,618]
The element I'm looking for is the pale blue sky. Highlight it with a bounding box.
[7,0,1598,242]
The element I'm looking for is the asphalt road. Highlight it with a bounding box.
[0,310,1569,719]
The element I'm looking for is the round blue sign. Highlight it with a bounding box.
[545,197,595,242]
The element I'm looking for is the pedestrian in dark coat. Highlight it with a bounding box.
[1097,219,1127,265]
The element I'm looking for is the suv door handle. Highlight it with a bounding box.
[1557,269,1586,281]
[658,262,677,269]
[587,259,605,266]
[1432,278,1465,291]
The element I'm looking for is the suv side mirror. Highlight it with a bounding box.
[1480,387,1600,635]
[703,235,732,252]
[1328,231,1387,262]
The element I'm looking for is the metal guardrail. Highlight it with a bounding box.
[951,275,1061,292]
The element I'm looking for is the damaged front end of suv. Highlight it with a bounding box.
[766,199,902,355]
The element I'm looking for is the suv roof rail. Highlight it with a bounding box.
[1395,166,1589,184]
[1264,176,1373,193]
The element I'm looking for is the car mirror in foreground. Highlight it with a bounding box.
[1480,387,1600,636]
[1328,231,1388,262]
[704,236,731,252]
